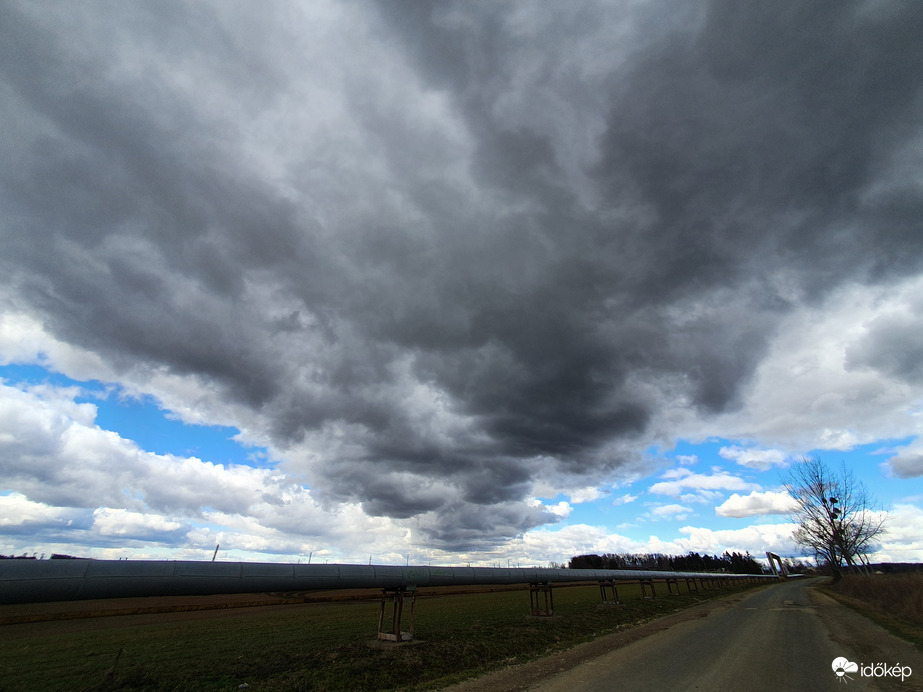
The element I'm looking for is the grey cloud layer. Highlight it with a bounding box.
[2,1,922,547]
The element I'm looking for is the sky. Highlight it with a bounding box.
[1,0,922,567]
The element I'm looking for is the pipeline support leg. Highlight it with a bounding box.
[530,582,554,616]
[599,580,622,605]
[378,587,416,642]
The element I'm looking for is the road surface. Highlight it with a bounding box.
[447,578,923,691]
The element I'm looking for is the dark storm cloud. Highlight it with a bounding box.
[2,1,922,548]
[846,297,923,384]
[0,1,321,405]
[594,0,923,294]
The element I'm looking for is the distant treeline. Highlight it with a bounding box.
[568,551,769,574]
[0,553,86,560]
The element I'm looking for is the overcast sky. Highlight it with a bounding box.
[1,0,921,566]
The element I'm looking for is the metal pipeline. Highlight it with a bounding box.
[0,559,777,605]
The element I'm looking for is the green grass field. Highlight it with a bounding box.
[0,580,764,691]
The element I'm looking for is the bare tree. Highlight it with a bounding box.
[783,457,886,577]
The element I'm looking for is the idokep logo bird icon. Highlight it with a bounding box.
[832,657,859,682]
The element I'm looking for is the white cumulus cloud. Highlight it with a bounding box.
[883,440,923,478]
[649,468,760,497]
[719,446,789,470]
[715,491,799,518]
[651,503,693,519]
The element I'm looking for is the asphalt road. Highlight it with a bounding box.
[522,578,922,692]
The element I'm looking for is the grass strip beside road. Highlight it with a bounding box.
[819,572,923,649]
[0,579,767,691]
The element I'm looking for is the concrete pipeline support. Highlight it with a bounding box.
[378,586,416,642]
[529,582,554,616]
[0,559,779,606]
[598,580,622,605]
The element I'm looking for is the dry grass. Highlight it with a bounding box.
[821,572,923,647]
